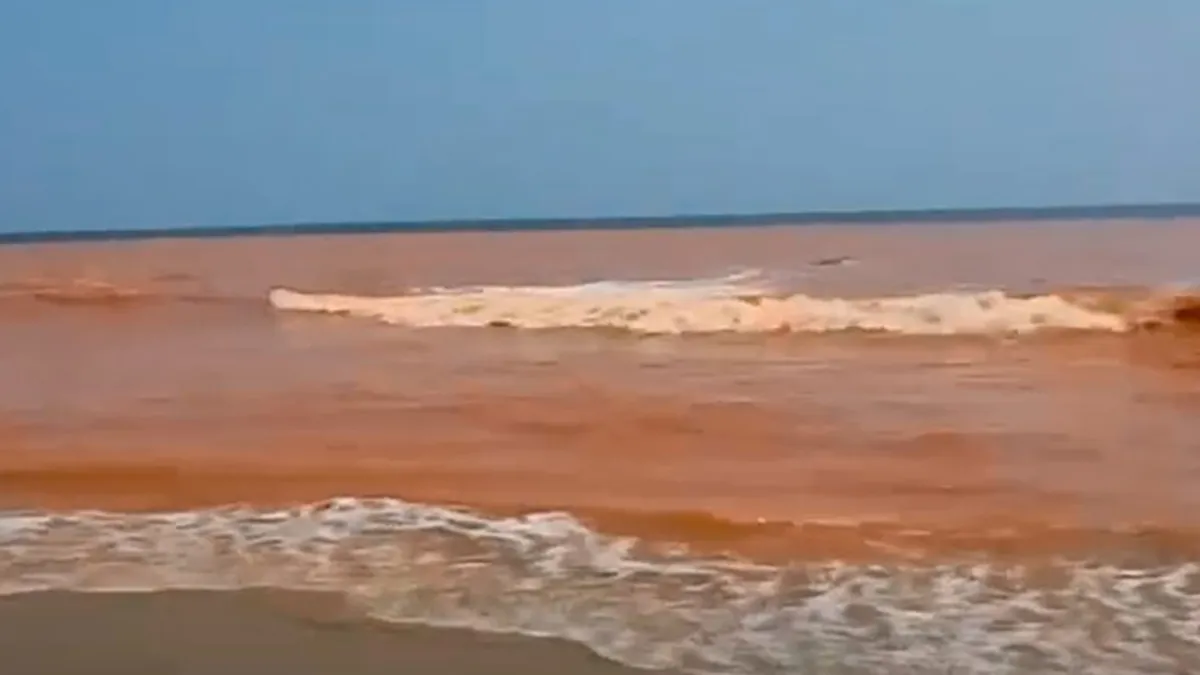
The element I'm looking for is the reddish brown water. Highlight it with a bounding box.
[2,220,1200,673]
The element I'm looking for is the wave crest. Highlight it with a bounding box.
[265,273,1193,335]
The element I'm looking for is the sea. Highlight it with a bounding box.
[2,207,1199,674]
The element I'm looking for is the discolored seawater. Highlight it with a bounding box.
[2,220,1200,673]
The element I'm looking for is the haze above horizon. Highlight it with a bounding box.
[2,2,1199,233]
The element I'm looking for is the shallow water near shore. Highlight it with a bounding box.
[2,219,1200,673]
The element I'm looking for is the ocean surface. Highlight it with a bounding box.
[2,216,1200,673]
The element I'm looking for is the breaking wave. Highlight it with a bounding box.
[267,272,1200,336]
[9,272,1200,336]
[2,498,1198,674]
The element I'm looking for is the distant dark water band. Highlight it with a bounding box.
[4,201,1200,245]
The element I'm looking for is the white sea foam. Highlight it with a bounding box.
[2,499,1197,674]
[268,273,1130,335]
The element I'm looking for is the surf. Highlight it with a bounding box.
[3,497,1198,674]
[267,273,1200,336]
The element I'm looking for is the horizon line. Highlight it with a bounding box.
[3,200,1200,246]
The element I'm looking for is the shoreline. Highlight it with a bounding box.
[0,589,681,675]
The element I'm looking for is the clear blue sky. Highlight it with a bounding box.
[2,2,1199,232]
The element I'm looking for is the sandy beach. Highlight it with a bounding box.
[0,590,681,675]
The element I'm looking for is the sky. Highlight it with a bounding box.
[1,2,1199,232]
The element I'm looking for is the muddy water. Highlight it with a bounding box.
[2,220,1199,673]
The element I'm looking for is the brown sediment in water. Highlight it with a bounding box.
[0,590,679,675]
[1,218,1198,295]
[3,220,1200,565]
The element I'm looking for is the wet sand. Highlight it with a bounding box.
[0,590,679,675]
